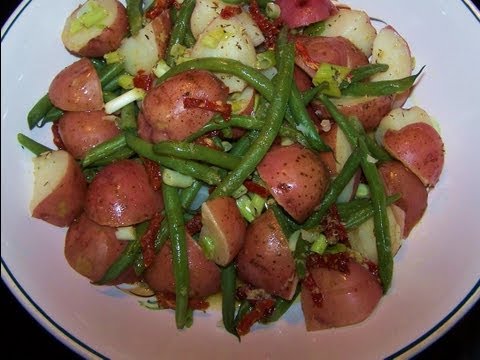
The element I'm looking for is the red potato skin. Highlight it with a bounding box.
[277,0,337,28]
[143,235,221,298]
[85,160,163,227]
[301,254,382,331]
[58,111,121,159]
[63,0,129,57]
[294,36,369,78]
[141,70,229,142]
[64,213,137,283]
[48,58,103,112]
[379,161,428,237]
[312,95,394,132]
[32,154,87,227]
[201,197,247,266]
[236,209,298,300]
[257,144,330,223]
[383,123,444,187]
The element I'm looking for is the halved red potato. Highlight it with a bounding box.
[119,10,171,75]
[236,209,298,300]
[376,107,444,187]
[65,213,137,283]
[379,161,428,237]
[257,144,330,223]
[85,159,163,226]
[321,9,377,57]
[294,65,313,92]
[277,0,337,28]
[370,26,414,109]
[141,70,229,142]
[48,58,103,112]
[144,235,221,298]
[58,110,121,159]
[62,0,128,57]
[301,253,382,330]
[30,150,87,227]
[199,197,247,266]
[348,205,405,264]
[294,36,369,78]
[312,95,394,131]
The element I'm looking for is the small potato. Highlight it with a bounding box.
[294,36,369,78]
[58,110,121,159]
[200,197,247,266]
[379,161,428,237]
[144,235,221,298]
[141,70,229,142]
[277,0,337,28]
[65,213,136,283]
[48,58,103,112]
[236,209,298,300]
[62,0,129,57]
[312,95,394,131]
[31,150,87,227]
[301,254,382,331]
[294,65,313,92]
[85,160,163,226]
[257,144,330,223]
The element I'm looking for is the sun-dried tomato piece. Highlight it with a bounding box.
[183,97,232,121]
[142,158,162,191]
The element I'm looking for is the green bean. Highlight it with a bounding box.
[221,263,240,339]
[162,183,190,329]
[90,57,106,72]
[27,94,53,129]
[81,134,127,167]
[83,167,101,183]
[96,221,149,284]
[125,133,223,185]
[270,203,296,238]
[234,300,252,327]
[102,76,121,92]
[358,138,392,292]
[230,131,259,156]
[17,133,52,155]
[340,63,389,89]
[184,30,196,48]
[301,84,325,105]
[288,80,331,152]
[118,101,138,130]
[184,115,259,142]
[318,94,358,146]
[158,58,274,100]
[103,90,120,103]
[133,223,169,275]
[90,146,135,166]
[126,0,143,36]
[303,147,363,228]
[165,0,196,66]
[342,66,425,97]
[210,42,295,198]
[263,285,301,323]
[180,180,203,210]
[98,62,125,87]
[153,141,242,170]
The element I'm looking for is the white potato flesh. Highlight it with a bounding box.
[376,106,438,145]
[191,16,256,93]
[348,205,405,264]
[370,26,413,81]
[62,0,118,53]
[235,12,265,47]
[322,9,377,57]
[119,22,158,75]
[334,126,356,203]
[30,150,70,212]
[191,0,226,40]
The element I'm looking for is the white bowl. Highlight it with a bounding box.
[2,1,479,359]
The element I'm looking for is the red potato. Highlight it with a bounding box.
[376,107,444,187]
[119,10,171,75]
[294,36,369,78]
[48,58,103,112]
[64,213,137,283]
[301,253,382,331]
[294,65,313,92]
[144,235,221,298]
[62,0,129,57]
[312,95,394,131]
[348,205,405,264]
[277,0,337,28]
[30,150,87,227]
[257,144,330,223]
[379,161,428,237]
[58,110,121,159]
[236,209,298,300]
[199,197,247,266]
[141,70,229,142]
[85,160,163,227]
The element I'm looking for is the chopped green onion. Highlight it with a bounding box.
[325,243,348,254]
[104,51,123,64]
[355,183,370,199]
[104,88,146,114]
[115,226,136,241]
[281,137,294,146]
[231,184,248,199]
[288,229,301,251]
[265,2,281,19]
[153,59,171,78]
[250,193,266,216]
[255,50,276,70]
[310,234,328,254]
[236,195,256,222]
[221,141,233,152]
[313,63,351,97]
[162,168,194,188]
[118,74,134,90]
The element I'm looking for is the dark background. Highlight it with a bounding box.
[1,0,479,358]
